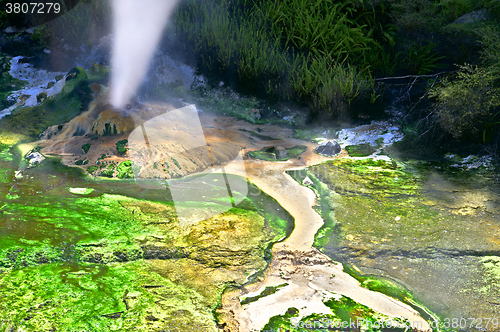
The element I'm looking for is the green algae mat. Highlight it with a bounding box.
[262,297,414,332]
[291,157,500,329]
[0,139,293,331]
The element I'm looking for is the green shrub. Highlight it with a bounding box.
[171,157,181,169]
[101,163,116,177]
[74,158,89,165]
[387,0,475,30]
[81,143,91,154]
[479,25,500,76]
[116,139,128,155]
[429,64,500,141]
[439,0,475,21]
[429,26,500,142]
[87,165,98,174]
[387,0,443,31]
[117,160,134,179]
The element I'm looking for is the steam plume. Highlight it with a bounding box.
[110,0,179,108]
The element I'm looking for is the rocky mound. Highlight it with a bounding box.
[315,140,341,156]
[41,85,249,179]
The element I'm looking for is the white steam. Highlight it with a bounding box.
[110,0,179,109]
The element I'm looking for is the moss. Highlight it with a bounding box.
[240,283,288,305]
[0,261,219,331]
[86,63,110,82]
[240,181,294,243]
[350,140,385,156]
[292,158,457,327]
[301,159,425,251]
[341,264,437,327]
[116,139,128,155]
[0,143,14,162]
[287,168,338,248]
[171,157,181,169]
[190,85,263,124]
[292,128,339,142]
[101,163,116,177]
[261,307,300,331]
[0,245,62,269]
[261,296,411,331]
[286,145,308,159]
[36,92,47,103]
[323,296,410,331]
[0,184,289,268]
[117,160,134,179]
[68,188,95,195]
[345,143,377,157]
[0,67,92,138]
[82,143,91,154]
[0,193,157,258]
[0,162,293,329]
[313,158,419,197]
[87,165,98,174]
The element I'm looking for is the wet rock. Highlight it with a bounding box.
[25,151,45,165]
[4,26,18,34]
[454,9,490,24]
[315,140,341,156]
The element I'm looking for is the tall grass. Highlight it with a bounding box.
[261,0,388,66]
[173,0,396,116]
[292,55,372,114]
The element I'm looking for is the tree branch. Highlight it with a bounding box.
[374,71,454,81]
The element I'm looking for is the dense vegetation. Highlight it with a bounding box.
[169,0,500,149]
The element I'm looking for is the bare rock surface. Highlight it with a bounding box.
[315,140,341,156]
